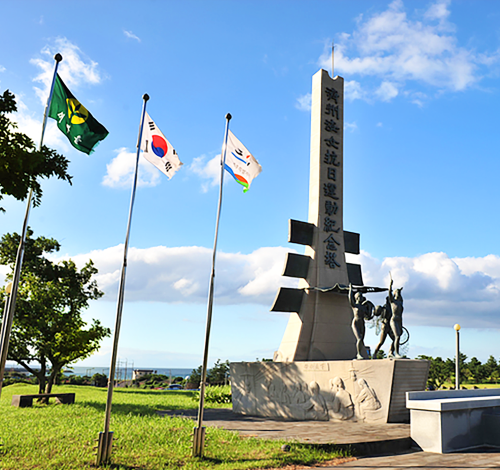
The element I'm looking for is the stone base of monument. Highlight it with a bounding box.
[230,359,429,424]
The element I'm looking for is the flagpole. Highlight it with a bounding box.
[0,53,62,399]
[96,93,149,466]
[193,113,232,458]
[331,41,335,77]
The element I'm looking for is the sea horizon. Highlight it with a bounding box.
[5,365,196,381]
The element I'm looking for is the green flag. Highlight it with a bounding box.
[48,74,108,155]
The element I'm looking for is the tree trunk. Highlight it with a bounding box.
[37,360,47,400]
[45,367,59,394]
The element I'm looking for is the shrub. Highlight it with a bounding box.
[92,373,108,387]
[192,385,232,404]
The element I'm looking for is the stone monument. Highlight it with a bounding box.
[272,69,361,362]
[230,69,429,423]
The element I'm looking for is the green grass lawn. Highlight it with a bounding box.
[439,382,500,390]
[0,383,347,470]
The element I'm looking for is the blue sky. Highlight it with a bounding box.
[2,0,500,368]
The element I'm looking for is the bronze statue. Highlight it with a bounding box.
[348,284,374,360]
[388,279,404,358]
[372,296,395,358]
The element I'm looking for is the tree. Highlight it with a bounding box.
[92,373,108,387]
[456,352,469,384]
[0,230,110,394]
[467,357,487,384]
[188,360,231,386]
[417,355,454,389]
[207,359,230,385]
[375,349,386,360]
[188,365,202,386]
[0,90,72,211]
[484,356,499,383]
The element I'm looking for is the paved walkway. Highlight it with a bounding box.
[158,408,409,446]
[334,448,500,469]
[158,409,500,469]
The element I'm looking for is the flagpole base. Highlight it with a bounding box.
[96,431,114,466]
[192,426,206,457]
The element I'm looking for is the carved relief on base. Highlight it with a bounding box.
[327,377,354,420]
[231,360,397,423]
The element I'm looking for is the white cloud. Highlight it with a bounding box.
[295,93,312,111]
[344,80,364,101]
[189,154,221,192]
[238,248,294,297]
[348,250,500,329]
[344,121,358,132]
[62,244,299,306]
[404,90,428,107]
[50,246,500,329]
[8,241,500,332]
[320,0,497,102]
[124,30,141,42]
[7,93,69,150]
[424,0,451,23]
[3,39,104,151]
[453,254,500,279]
[31,37,104,104]
[56,244,500,329]
[375,81,399,101]
[0,65,5,73]
[102,147,161,188]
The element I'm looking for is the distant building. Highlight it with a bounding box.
[132,369,157,380]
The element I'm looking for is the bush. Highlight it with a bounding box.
[2,372,36,387]
[140,373,168,383]
[92,373,108,387]
[192,385,232,404]
[68,375,91,386]
[3,377,34,387]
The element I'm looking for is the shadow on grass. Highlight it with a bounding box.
[196,456,272,465]
[296,442,348,454]
[79,399,196,417]
[91,388,197,397]
[88,463,142,470]
[198,454,344,467]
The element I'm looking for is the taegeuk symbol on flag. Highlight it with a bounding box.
[224,130,262,192]
[140,112,183,178]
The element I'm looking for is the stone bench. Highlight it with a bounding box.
[406,389,500,453]
[11,393,75,407]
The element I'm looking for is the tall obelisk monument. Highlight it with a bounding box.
[272,69,361,361]
[230,68,429,426]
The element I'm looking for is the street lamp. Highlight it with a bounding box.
[454,324,461,390]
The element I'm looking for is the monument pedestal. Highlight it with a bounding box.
[230,359,429,424]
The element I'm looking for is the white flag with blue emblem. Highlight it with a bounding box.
[140,112,183,179]
[224,130,262,192]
